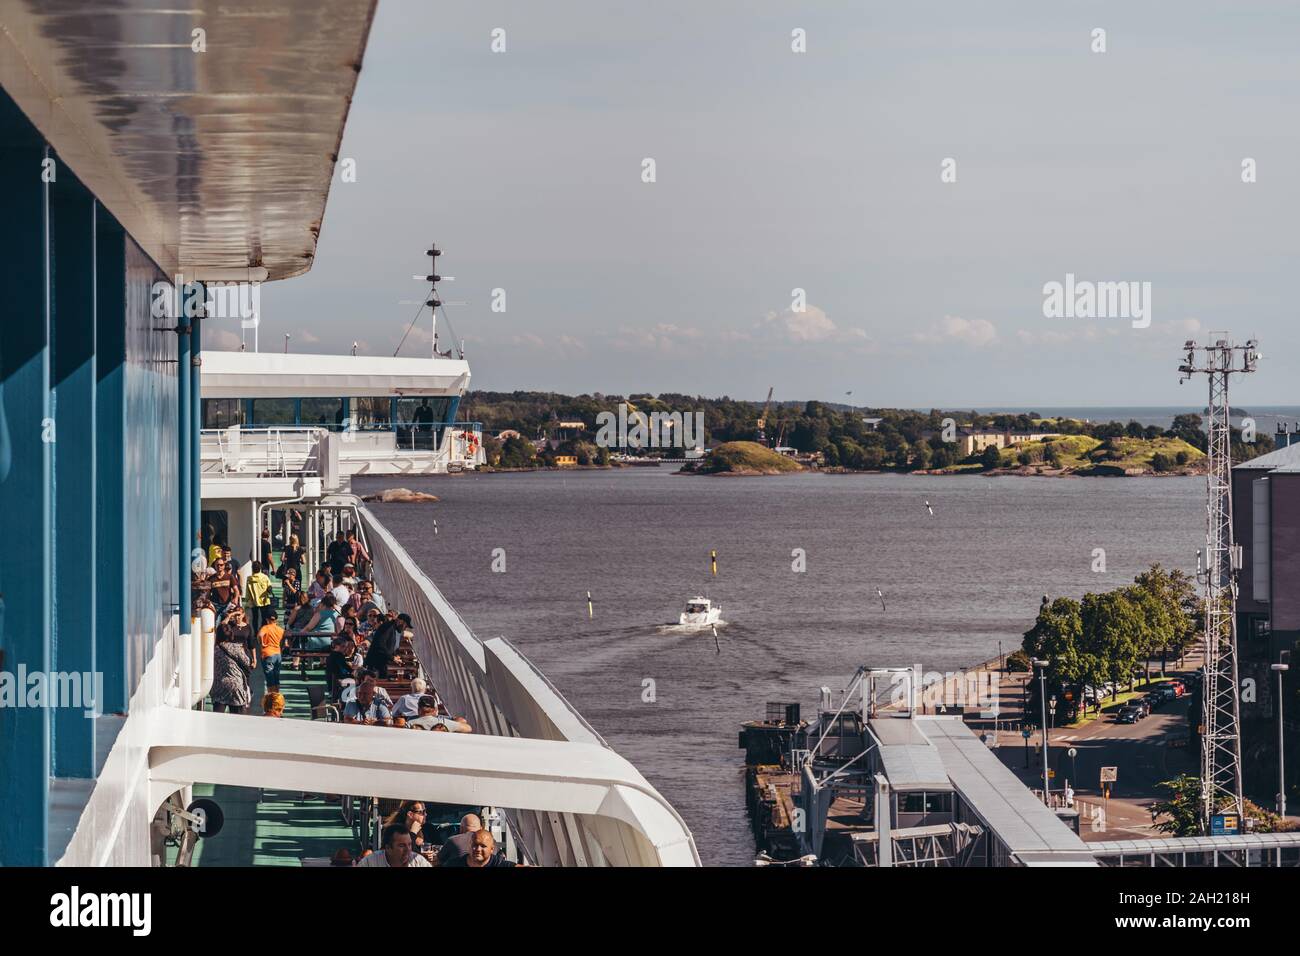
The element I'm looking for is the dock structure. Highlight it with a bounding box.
[740,667,1097,867]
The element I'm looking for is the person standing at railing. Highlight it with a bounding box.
[326,530,352,576]
[347,530,371,579]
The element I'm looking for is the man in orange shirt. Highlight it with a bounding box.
[259,614,286,691]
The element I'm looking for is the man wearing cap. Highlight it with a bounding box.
[341,562,359,588]
[408,695,471,733]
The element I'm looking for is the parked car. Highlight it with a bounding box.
[1143,692,1163,710]
[1116,706,1140,724]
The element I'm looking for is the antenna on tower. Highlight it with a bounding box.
[1178,334,1260,832]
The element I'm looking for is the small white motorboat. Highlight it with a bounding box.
[679,596,722,628]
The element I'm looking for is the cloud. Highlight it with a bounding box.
[753,305,874,350]
[912,315,997,348]
[205,328,243,351]
[609,323,703,352]
[296,328,321,344]
[510,333,546,348]
[758,305,837,343]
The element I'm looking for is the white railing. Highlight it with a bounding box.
[201,426,326,478]
[358,505,699,866]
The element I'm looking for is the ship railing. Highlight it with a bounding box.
[354,503,699,866]
[200,426,324,477]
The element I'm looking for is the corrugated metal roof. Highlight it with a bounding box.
[868,718,951,792]
[0,0,377,280]
[916,717,1096,865]
[1089,832,1300,854]
[1234,442,1300,472]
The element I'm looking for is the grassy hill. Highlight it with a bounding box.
[995,434,1204,474]
[694,441,804,475]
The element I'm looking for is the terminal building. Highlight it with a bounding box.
[1232,441,1300,809]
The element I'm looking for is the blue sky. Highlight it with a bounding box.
[235,1,1300,407]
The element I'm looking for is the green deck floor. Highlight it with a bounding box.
[180,561,360,866]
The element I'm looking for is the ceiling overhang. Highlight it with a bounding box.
[0,0,377,280]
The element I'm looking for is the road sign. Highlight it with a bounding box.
[1048,769,1056,779]
[1022,728,1032,739]
[1100,766,1118,783]
[1211,813,1240,836]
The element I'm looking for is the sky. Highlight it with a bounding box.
[226,1,1300,407]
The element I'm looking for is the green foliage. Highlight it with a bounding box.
[497,435,537,469]
[696,441,803,474]
[1006,649,1032,672]
[1150,774,1205,835]
[461,392,1233,474]
[1025,564,1200,712]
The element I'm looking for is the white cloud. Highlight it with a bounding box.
[205,328,243,351]
[609,323,702,352]
[753,305,873,350]
[912,315,997,348]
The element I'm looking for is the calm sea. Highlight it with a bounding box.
[358,469,1203,865]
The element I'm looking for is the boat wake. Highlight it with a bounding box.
[656,620,728,634]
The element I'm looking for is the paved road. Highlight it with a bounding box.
[978,653,1202,841]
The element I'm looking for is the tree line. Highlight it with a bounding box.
[1014,564,1200,723]
[462,393,1274,470]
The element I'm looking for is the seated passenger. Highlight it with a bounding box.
[392,678,431,719]
[407,696,471,733]
[342,674,393,723]
[356,825,430,868]
[436,813,482,866]
[299,592,340,651]
[440,830,515,868]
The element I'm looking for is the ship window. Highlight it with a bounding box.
[352,396,393,429]
[301,397,346,430]
[251,398,295,426]
[396,396,451,425]
[926,792,953,813]
[202,398,243,429]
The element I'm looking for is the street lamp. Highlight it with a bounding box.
[1273,662,1289,818]
[1033,658,1051,806]
[1068,747,1078,796]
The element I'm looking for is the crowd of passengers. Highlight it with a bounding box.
[190,526,523,867]
[193,528,472,735]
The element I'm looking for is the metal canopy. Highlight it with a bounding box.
[200,351,471,398]
[868,719,951,792]
[0,0,377,280]
[917,717,1097,866]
